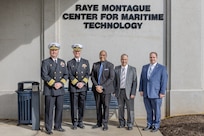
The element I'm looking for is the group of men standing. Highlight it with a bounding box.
[41,42,168,135]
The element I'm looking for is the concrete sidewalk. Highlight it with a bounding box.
[0,119,163,136]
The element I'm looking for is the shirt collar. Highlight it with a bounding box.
[121,64,128,69]
[150,62,157,68]
[75,57,81,62]
[51,58,57,61]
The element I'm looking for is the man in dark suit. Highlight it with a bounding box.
[67,44,90,130]
[91,50,115,131]
[139,52,168,132]
[41,42,68,134]
[114,54,137,130]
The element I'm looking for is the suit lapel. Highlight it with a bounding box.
[97,62,101,77]
[146,64,150,79]
[126,65,130,83]
[101,61,107,74]
[118,66,121,77]
[103,61,106,70]
[50,57,58,70]
[117,66,121,84]
[72,59,78,73]
[49,57,54,64]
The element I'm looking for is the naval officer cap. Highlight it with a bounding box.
[48,42,61,50]
[72,43,83,51]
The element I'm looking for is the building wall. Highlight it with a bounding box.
[0,0,41,119]
[170,0,204,116]
[0,0,203,119]
[43,0,165,119]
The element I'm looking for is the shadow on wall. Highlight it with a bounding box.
[0,93,18,119]
[0,0,78,61]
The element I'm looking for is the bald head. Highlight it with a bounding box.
[99,50,107,62]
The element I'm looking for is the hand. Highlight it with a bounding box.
[130,95,135,99]
[54,82,62,90]
[160,93,165,98]
[96,85,103,93]
[140,91,143,96]
[77,82,85,89]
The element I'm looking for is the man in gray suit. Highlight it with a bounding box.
[41,42,68,134]
[67,44,90,130]
[114,54,137,130]
[139,52,168,132]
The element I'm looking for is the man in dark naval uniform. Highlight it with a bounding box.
[41,42,68,135]
[67,44,90,130]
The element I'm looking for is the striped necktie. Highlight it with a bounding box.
[120,68,126,88]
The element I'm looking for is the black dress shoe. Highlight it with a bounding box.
[151,127,159,132]
[103,126,108,131]
[46,130,53,135]
[54,127,65,132]
[72,125,77,130]
[77,124,85,129]
[142,126,152,131]
[127,127,133,130]
[92,124,102,129]
[117,125,125,128]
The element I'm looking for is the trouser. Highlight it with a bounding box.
[118,89,135,127]
[70,91,86,126]
[45,95,64,131]
[94,92,111,127]
[143,97,162,128]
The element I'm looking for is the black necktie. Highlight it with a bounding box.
[76,59,80,68]
[53,59,57,64]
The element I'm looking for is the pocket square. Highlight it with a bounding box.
[104,68,109,70]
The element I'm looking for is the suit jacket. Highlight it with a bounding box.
[139,63,168,99]
[41,57,68,96]
[114,65,137,99]
[91,61,115,94]
[67,58,90,92]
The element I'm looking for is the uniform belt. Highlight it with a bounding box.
[120,88,125,90]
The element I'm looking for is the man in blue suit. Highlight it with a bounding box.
[139,52,168,132]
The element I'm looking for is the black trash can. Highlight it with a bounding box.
[16,81,40,130]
